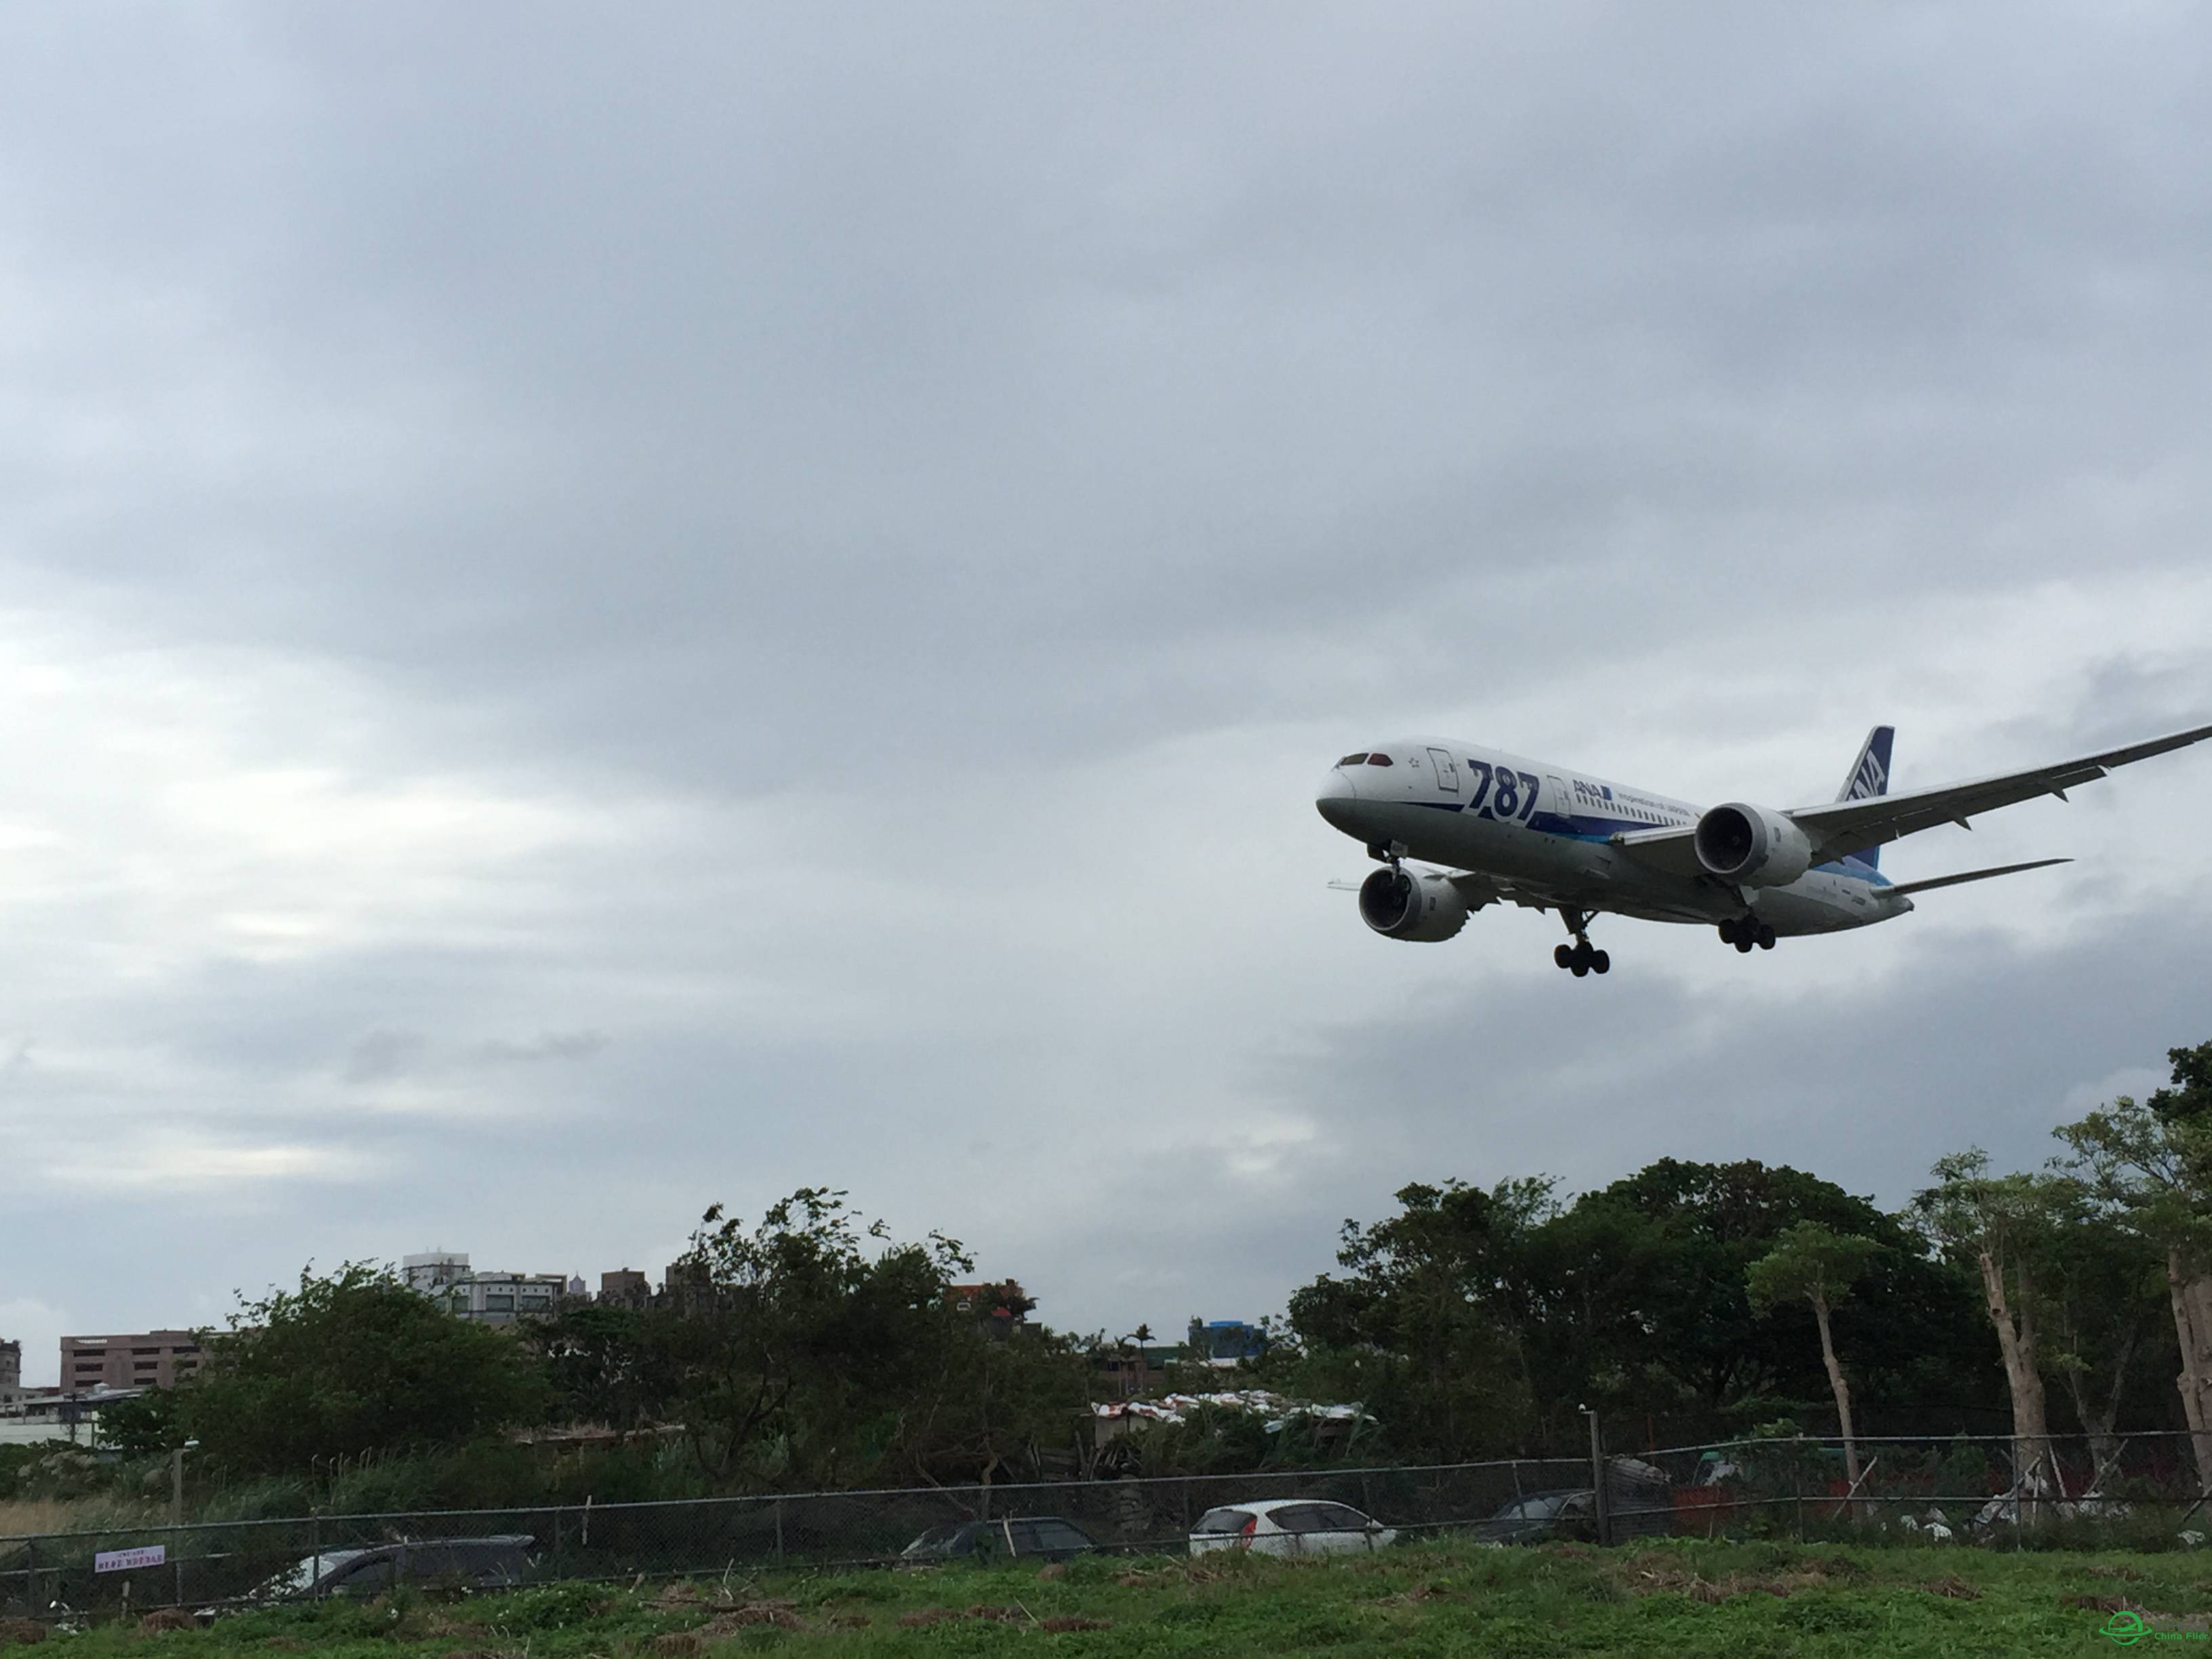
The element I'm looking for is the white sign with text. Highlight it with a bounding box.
[94,1545,166,1574]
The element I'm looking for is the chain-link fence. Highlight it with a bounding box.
[5,1431,2207,1621]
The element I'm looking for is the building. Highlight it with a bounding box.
[661,1256,712,1313]
[1,1387,141,1447]
[59,1331,203,1391]
[1187,1318,1265,1366]
[1095,1336,1186,1399]
[599,1269,651,1309]
[443,1271,571,1326]
[406,1250,574,1326]
[404,1251,473,1294]
[0,1337,20,1407]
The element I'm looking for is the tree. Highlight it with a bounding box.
[2056,1040,2212,1492]
[526,1301,679,1433]
[1522,1159,1989,1440]
[1746,1221,1879,1495]
[659,1188,1090,1490]
[2029,1179,2169,1473]
[1912,1152,2060,1498]
[178,1263,549,1479]
[1286,1179,1555,1458]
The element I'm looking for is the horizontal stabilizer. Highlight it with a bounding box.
[1884,857,2072,898]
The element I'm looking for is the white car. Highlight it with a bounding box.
[1189,1498,1396,1557]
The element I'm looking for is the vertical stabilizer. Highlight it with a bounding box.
[1838,725,1894,869]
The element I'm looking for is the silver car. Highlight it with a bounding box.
[1188,1498,1395,1557]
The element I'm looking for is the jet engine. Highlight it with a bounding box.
[1358,867,1471,941]
[1694,802,1814,887]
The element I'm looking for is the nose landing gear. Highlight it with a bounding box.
[1553,909,1610,977]
[1719,916,1777,953]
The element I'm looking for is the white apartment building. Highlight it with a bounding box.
[404,1252,572,1326]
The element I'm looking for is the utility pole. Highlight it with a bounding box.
[169,1439,199,1528]
[1583,1408,1609,1548]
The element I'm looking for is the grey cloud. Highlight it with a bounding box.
[344,1029,428,1085]
[7,5,2210,792]
[3,3,2212,1381]
[463,1032,609,1069]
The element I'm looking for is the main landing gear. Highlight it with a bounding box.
[1553,909,1610,977]
[1719,916,1777,954]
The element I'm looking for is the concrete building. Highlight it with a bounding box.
[441,1271,570,1324]
[60,1331,203,1391]
[1187,1318,1265,1366]
[1,1387,142,1447]
[405,1251,575,1326]
[0,1337,20,1407]
[404,1251,474,1294]
[599,1269,651,1309]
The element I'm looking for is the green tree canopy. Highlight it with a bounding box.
[1526,1159,1990,1435]
[178,1262,550,1478]
[657,1188,1090,1489]
[1746,1221,1880,1317]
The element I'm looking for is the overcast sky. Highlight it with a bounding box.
[5,4,2211,1386]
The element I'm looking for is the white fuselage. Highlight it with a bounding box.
[1315,737,1910,937]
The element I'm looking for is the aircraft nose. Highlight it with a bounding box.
[1315,766,1361,832]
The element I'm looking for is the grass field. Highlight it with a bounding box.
[14,1538,2205,1656]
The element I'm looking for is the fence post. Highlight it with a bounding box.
[24,1538,35,1616]
[1584,1409,1608,1548]
[1793,1443,1805,1542]
[775,1497,785,1565]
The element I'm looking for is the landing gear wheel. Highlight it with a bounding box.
[1554,908,1610,977]
[1717,918,1740,947]
[1756,924,1777,950]
[1735,935,1755,954]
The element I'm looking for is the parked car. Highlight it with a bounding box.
[899,1516,1098,1564]
[212,1535,536,1612]
[1188,1499,1395,1557]
[1474,1488,1598,1546]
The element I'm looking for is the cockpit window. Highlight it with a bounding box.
[1337,754,1370,768]
[1366,754,1395,766]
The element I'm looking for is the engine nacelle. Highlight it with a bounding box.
[1694,802,1814,887]
[1358,867,1471,942]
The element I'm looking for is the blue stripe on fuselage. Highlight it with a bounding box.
[1533,811,1896,888]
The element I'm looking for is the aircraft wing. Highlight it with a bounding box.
[1784,721,2212,865]
[1880,857,2072,897]
[1603,720,2212,876]
[1607,825,1706,878]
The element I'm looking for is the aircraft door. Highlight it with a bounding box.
[1426,747,1460,795]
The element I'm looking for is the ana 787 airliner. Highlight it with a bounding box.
[1315,720,2212,977]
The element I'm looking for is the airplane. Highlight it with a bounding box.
[1314,720,2212,977]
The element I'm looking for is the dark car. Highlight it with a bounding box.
[899,1516,1098,1564]
[229,1536,537,1605]
[1475,1489,1597,1545]
[1477,1456,1674,1546]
